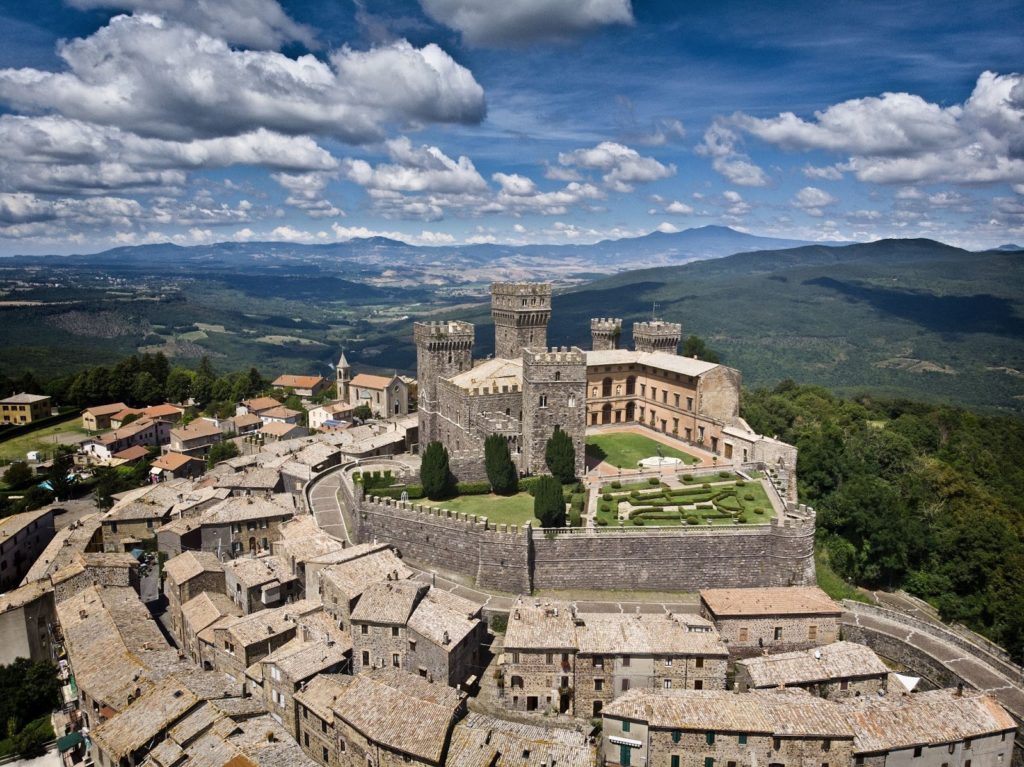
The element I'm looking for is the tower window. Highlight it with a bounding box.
[539,395,548,407]
[554,371,561,381]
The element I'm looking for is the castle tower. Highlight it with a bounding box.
[521,346,587,479]
[336,350,351,402]
[633,320,682,355]
[590,318,622,351]
[414,320,475,447]
[491,282,552,360]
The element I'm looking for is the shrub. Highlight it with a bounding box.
[484,433,518,495]
[611,480,621,489]
[735,479,746,487]
[744,493,755,501]
[702,483,711,489]
[630,490,640,498]
[648,477,660,485]
[736,517,747,524]
[421,441,452,500]
[533,475,566,528]
[682,473,694,482]
[568,508,582,527]
[599,502,611,513]
[544,430,577,484]
[633,518,645,526]
[456,480,492,495]
[719,470,730,478]
[754,507,765,515]
[597,518,608,526]
[490,614,508,633]
[603,493,613,501]
[685,516,699,525]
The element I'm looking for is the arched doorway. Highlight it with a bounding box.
[601,403,612,424]
[625,401,635,421]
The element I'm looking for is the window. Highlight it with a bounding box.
[663,679,672,689]
[705,759,715,767]
[664,658,672,667]
[738,734,747,745]
[651,387,657,400]
[360,625,369,635]
[512,652,520,664]
[694,680,704,690]
[662,390,667,404]
[594,679,603,691]
[706,732,716,745]
[738,627,749,642]
[622,721,631,733]
[965,740,972,751]
[695,657,704,669]
[539,395,548,408]
[674,393,680,407]
[321,720,327,734]
[773,737,781,751]
[840,679,849,691]
[808,625,818,640]
[774,627,783,640]
[409,639,416,651]
[303,733,309,747]
[823,739,831,752]
[339,740,346,753]
[672,757,680,767]
[303,707,308,720]
[593,655,604,668]
[546,653,553,664]
[392,626,400,637]
[621,679,630,692]
[686,396,693,411]
[621,656,631,667]
[322,747,328,763]
[392,653,400,667]
[361,651,370,666]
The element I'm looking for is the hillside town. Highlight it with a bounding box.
[0,283,1021,767]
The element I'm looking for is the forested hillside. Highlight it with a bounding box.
[743,382,1024,661]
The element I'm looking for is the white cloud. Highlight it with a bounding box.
[344,138,488,194]
[792,186,838,216]
[492,172,536,195]
[633,117,686,146]
[558,141,675,192]
[543,164,582,182]
[656,222,680,233]
[665,200,694,215]
[271,171,343,218]
[0,14,485,143]
[65,0,316,49]
[731,71,1024,186]
[722,190,751,216]
[802,164,844,180]
[419,0,633,46]
[696,122,769,187]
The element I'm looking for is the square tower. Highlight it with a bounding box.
[414,320,475,447]
[633,320,682,354]
[590,318,622,351]
[491,282,552,360]
[521,346,587,478]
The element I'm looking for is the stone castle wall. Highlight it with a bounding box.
[351,478,815,594]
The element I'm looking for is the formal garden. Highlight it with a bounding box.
[585,431,702,469]
[595,471,775,527]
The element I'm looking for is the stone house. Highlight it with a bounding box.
[260,405,304,424]
[49,551,139,603]
[346,373,409,418]
[849,688,1017,767]
[168,420,224,457]
[20,512,103,584]
[110,403,184,427]
[162,550,225,646]
[309,401,356,431]
[350,579,426,674]
[197,495,294,557]
[699,586,841,656]
[262,421,309,442]
[179,590,241,665]
[257,636,351,738]
[574,613,728,719]
[237,396,283,416]
[501,600,579,714]
[317,545,413,631]
[446,712,595,767]
[0,392,51,424]
[81,402,128,431]
[601,688,854,767]
[294,667,466,767]
[272,374,328,398]
[0,508,56,591]
[101,497,173,552]
[214,466,285,496]
[0,579,56,665]
[222,553,300,613]
[735,641,889,698]
[150,451,206,481]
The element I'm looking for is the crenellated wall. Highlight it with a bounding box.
[351,476,816,595]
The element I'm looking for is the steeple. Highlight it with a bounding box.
[337,350,351,402]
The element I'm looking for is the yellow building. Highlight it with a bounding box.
[0,393,52,425]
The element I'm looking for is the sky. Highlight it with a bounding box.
[0,0,1021,255]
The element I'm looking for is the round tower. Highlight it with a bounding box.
[491,282,552,359]
[633,320,682,355]
[413,320,475,447]
[590,318,622,351]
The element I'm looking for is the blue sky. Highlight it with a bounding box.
[0,0,1021,254]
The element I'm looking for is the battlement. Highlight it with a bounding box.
[365,494,530,535]
[521,346,586,365]
[591,318,622,330]
[414,320,475,346]
[491,282,552,298]
[634,320,682,354]
[467,383,521,397]
[633,320,682,337]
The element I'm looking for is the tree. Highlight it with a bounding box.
[544,429,576,484]
[47,448,76,502]
[484,434,518,495]
[0,658,59,737]
[352,404,373,421]
[2,462,34,490]
[207,440,241,468]
[682,335,720,363]
[533,475,566,528]
[165,368,195,404]
[421,441,452,500]
[131,371,163,405]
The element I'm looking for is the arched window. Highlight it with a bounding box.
[568,395,576,408]
[601,403,613,424]
[554,371,561,381]
[601,377,612,397]
[626,375,636,395]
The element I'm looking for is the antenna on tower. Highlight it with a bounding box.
[651,302,659,321]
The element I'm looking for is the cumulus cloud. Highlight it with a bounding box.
[802,164,845,180]
[730,71,1024,186]
[792,186,838,216]
[0,14,485,143]
[722,190,751,216]
[558,141,675,192]
[65,0,316,49]
[492,173,536,195]
[665,200,694,215]
[0,192,144,236]
[696,122,769,187]
[343,137,488,194]
[419,0,633,46]
[271,171,343,218]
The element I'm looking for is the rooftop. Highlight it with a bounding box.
[181,591,242,635]
[351,579,425,625]
[848,688,1017,753]
[700,586,840,617]
[260,406,302,420]
[585,349,720,377]
[222,554,295,589]
[83,402,128,417]
[0,507,53,540]
[576,613,727,657]
[214,467,282,490]
[407,588,482,649]
[447,356,523,391]
[504,600,578,651]
[92,676,200,759]
[163,550,224,587]
[261,421,304,437]
[201,495,293,525]
[330,667,464,763]
[0,392,50,404]
[172,420,223,440]
[350,373,396,389]
[113,444,151,461]
[261,637,350,681]
[318,546,412,602]
[22,512,102,583]
[447,712,593,767]
[152,452,199,471]
[293,674,350,724]
[272,375,324,389]
[242,396,281,412]
[738,641,889,688]
[0,578,51,613]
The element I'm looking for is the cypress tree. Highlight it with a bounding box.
[484,434,518,495]
[421,441,452,500]
[544,429,576,484]
[533,474,566,528]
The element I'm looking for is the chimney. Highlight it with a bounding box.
[956,683,964,697]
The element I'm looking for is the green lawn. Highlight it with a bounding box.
[586,433,701,468]
[423,492,539,526]
[0,414,87,464]
[596,477,776,528]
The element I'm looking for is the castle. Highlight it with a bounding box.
[416,282,797,497]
